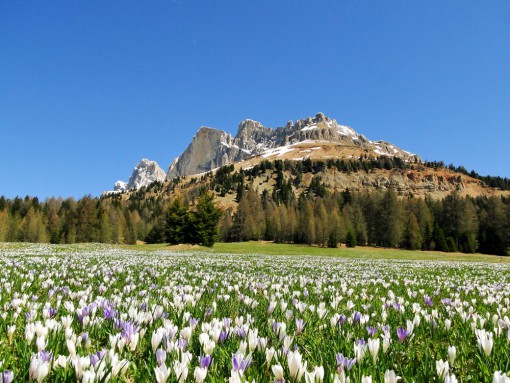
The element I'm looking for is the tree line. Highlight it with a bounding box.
[1,157,509,254]
[219,188,510,255]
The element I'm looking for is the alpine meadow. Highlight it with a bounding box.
[2,2,510,382]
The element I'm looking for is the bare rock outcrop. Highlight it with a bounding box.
[166,113,419,179]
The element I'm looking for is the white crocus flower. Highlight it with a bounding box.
[266,347,277,364]
[305,370,316,383]
[155,363,171,383]
[476,329,494,357]
[152,329,164,352]
[204,339,216,355]
[174,360,189,383]
[436,359,449,381]
[272,364,284,381]
[493,371,510,383]
[287,350,306,381]
[445,374,458,383]
[368,338,380,363]
[384,369,401,383]
[314,366,325,382]
[194,366,207,383]
[82,369,96,383]
[333,371,350,383]
[448,345,456,365]
[66,339,76,357]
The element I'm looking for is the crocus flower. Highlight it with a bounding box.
[155,363,171,383]
[1,370,14,383]
[367,338,380,363]
[194,366,207,383]
[156,348,167,367]
[493,371,510,383]
[384,369,401,383]
[436,360,449,381]
[445,374,458,383]
[232,354,251,374]
[336,353,356,373]
[396,327,410,342]
[287,350,306,381]
[475,329,494,357]
[199,355,213,369]
[448,346,456,365]
[296,318,306,334]
[272,364,284,383]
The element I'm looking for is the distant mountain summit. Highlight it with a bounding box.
[113,158,165,192]
[110,113,419,192]
[166,112,418,180]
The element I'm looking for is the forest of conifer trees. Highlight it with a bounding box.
[0,158,509,255]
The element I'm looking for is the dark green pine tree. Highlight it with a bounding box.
[189,193,223,247]
[165,197,190,244]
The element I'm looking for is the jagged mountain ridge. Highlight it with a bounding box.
[166,112,418,180]
[105,110,510,200]
[114,159,166,192]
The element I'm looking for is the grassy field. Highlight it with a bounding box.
[123,241,510,263]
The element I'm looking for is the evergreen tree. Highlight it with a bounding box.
[403,213,422,250]
[234,190,265,241]
[189,193,223,247]
[165,197,190,245]
[0,209,9,242]
[145,218,167,244]
[345,229,357,248]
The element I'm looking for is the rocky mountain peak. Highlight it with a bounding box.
[111,158,165,192]
[164,113,419,180]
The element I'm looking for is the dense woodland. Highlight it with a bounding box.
[0,158,509,255]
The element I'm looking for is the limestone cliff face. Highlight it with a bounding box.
[113,159,166,192]
[166,113,419,180]
[128,159,166,190]
[166,127,236,180]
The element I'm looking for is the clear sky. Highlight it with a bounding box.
[1,1,509,199]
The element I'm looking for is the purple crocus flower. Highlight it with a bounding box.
[397,327,410,342]
[200,355,213,369]
[189,317,200,329]
[424,295,433,307]
[48,307,57,318]
[222,318,231,328]
[338,314,346,327]
[219,330,228,344]
[40,350,52,363]
[237,327,246,338]
[77,307,90,324]
[336,353,356,373]
[156,348,167,366]
[441,298,452,306]
[392,303,401,311]
[90,350,106,367]
[352,311,362,325]
[120,321,137,341]
[1,370,13,383]
[204,308,213,321]
[178,338,188,351]
[232,354,252,373]
[366,326,378,337]
[103,306,117,320]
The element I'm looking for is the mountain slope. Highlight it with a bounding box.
[166,113,418,180]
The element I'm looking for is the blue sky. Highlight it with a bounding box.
[1,1,509,199]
